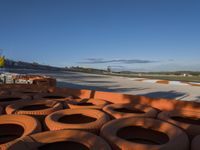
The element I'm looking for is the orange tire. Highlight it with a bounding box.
[5,100,63,120]
[33,78,56,87]
[100,117,189,150]
[158,110,200,140]
[0,94,31,108]
[191,135,200,150]
[67,98,109,110]
[33,92,75,101]
[103,103,158,119]
[0,114,41,148]
[45,108,110,133]
[33,92,76,108]
[5,130,111,150]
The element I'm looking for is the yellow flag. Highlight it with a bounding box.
[0,56,5,68]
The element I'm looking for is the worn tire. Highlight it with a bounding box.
[33,92,76,109]
[100,117,189,150]
[34,92,75,100]
[0,94,31,108]
[191,135,200,150]
[45,108,110,133]
[5,130,112,150]
[158,110,200,140]
[5,100,63,120]
[67,98,109,110]
[103,103,158,119]
[0,114,41,148]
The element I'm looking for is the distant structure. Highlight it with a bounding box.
[182,73,192,77]
[107,66,124,73]
[107,66,112,73]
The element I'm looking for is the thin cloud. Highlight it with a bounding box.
[79,58,158,64]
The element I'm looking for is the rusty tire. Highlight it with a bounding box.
[0,94,31,108]
[45,108,110,133]
[34,92,73,100]
[0,114,41,148]
[33,92,75,109]
[158,110,200,140]
[67,98,109,110]
[33,92,74,100]
[5,100,63,120]
[100,117,189,150]
[5,130,111,150]
[191,135,200,150]
[33,78,56,87]
[103,103,158,119]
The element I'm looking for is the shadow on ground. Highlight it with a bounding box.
[57,81,147,93]
[139,91,188,99]
[194,96,200,102]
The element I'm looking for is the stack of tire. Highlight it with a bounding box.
[0,85,199,150]
[0,87,111,150]
[14,75,56,87]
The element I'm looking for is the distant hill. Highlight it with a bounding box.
[5,59,64,71]
[4,59,200,76]
[67,66,107,74]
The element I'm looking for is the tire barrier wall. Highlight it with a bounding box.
[0,84,200,150]
[1,86,200,120]
[47,87,200,112]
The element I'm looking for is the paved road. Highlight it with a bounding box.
[8,69,200,101]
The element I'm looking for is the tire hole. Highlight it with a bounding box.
[117,126,169,145]
[0,97,21,102]
[77,103,94,106]
[58,114,96,124]
[21,104,50,110]
[0,124,24,144]
[43,96,65,99]
[171,116,200,125]
[114,108,144,114]
[22,91,38,94]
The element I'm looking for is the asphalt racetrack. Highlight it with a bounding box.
[8,69,200,102]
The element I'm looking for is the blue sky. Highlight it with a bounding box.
[0,0,200,71]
